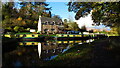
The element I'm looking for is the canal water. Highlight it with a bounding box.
[2,39,94,67]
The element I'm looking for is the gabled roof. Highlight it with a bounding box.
[41,17,62,23]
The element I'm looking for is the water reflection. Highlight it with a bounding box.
[38,43,41,58]
[3,39,94,67]
[18,39,94,60]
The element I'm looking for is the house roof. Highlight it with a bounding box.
[41,17,63,23]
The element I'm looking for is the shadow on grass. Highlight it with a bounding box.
[42,36,120,67]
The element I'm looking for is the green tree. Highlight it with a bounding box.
[80,25,87,37]
[2,2,51,33]
[67,2,120,35]
[81,25,87,32]
[64,19,68,23]
[2,2,19,33]
[18,2,51,28]
[68,22,80,31]
[52,15,61,19]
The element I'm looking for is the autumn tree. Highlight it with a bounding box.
[2,1,51,33]
[18,2,51,28]
[2,2,19,33]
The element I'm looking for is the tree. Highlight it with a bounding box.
[110,26,120,36]
[68,22,80,31]
[81,25,87,32]
[52,15,61,19]
[89,30,93,33]
[80,25,87,37]
[64,19,68,23]
[18,2,51,28]
[67,2,120,35]
[2,2,19,33]
[2,1,52,33]
[49,11,52,18]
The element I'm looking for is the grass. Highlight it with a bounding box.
[38,34,56,37]
[41,41,94,67]
[41,36,120,67]
[15,32,33,34]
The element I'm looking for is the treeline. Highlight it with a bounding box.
[2,2,61,33]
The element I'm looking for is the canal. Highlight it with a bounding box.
[2,38,95,67]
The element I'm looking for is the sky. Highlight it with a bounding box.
[47,2,110,30]
[47,2,75,21]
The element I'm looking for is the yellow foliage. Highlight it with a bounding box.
[22,21,26,25]
[34,21,38,23]
[17,17,22,21]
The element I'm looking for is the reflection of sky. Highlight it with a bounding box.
[44,55,58,60]
[13,61,22,67]
[62,45,70,53]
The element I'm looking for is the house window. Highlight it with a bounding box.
[44,21,48,25]
[44,29,48,32]
[51,29,55,31]
[42,23,45,25]
[48,22,50,25]
[50,22,54,25]
[53,21,55,25]
[44,43,48,46]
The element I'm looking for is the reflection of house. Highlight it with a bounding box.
[41,17,64,34]
[42,41,58,50]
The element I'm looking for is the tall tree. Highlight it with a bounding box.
[67,2,120,35]
[2,1,51,33]
[2,2,19,33]
[18,2,51,28]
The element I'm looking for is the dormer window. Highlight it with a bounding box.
[53,21,55,25]
[44,21,48,25]
[50,22,54,25]
[48,22,50,25]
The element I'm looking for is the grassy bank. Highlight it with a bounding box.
[42,36,120,67]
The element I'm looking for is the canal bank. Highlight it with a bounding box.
[42,36,120,67]
[2,36,119,67]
